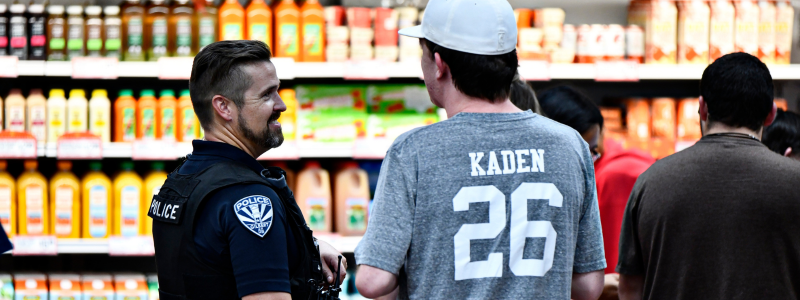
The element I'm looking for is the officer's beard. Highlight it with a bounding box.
[239,111,284,150]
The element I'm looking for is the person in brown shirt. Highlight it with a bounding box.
[617,52,800,300]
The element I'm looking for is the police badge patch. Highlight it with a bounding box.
[233,195,274,238]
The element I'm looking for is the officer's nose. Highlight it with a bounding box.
[273,93,287,113]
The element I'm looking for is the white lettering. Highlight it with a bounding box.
[150,200,160,215]
[170,205,179,219]
[530,149,545,172]
[487,151,502,176]
[469,152,486,176]
[515,150,530,173]
[501,151,516,174]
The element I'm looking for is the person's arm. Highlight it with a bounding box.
[571,270,605,300]
[355,265,398,299]
[618,274,644,300]
[242,292,291,300]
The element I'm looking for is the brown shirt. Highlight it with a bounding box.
[617,134,800,300]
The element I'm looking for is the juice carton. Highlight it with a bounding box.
[113,273,148,300]
[366,84,434,114]
[334,162,369,236]
[677,0,710,64]
[26,89,47,144]
[49,273,83,300]
[219,0,245,41]
[18,160,49,235]
[734,0,759,57]
[115,90,138,142]
[644,0,677,64]
[137,90,158,140]
[81,274,115,300]
[82,161,112,239]
[143,162,167,235]
[651,98,676,139]
[67,89,88,134]
[627,99,651,140]
[157,90,177,141]
[5,89,26,132]
[757,0,776,64]
[89,89,112,143]
[677,98,702,140]
[296,85,367,113]
[50,161,81,238]
[0,161,15,237]
[13,273,47,300]
[0,273,12,300]
[709,0,735,62]
[47,89,68,143]
[298,111,367,143]
[114,161,143,237]
[775,1,794,64]
[296,161,332,232]
[365,114,438,141]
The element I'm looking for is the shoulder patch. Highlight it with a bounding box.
[233,195,274,238]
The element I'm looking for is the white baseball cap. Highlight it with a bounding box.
[399,0,518,56]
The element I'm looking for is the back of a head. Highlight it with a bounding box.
[700,53,774,131]
[537,85,603,134]
[763,109,800,157]
[509,77,543,115]
[189,40,272,130]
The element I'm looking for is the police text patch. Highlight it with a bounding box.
[234,195,274,238]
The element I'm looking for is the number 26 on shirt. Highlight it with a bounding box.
[453,183,563,281]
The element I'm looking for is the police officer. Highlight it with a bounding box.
[149,40,346,300]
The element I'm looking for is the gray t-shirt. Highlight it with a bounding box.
[355,111,606,299]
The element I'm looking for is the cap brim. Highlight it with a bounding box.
[398,25,424,38]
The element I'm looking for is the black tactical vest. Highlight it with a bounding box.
[149,160,323,300]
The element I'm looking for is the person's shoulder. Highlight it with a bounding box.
[205,183,284,212]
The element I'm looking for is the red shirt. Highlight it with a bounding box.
[594,139,655,274]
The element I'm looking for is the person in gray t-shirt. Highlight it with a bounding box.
[354,1,606,299]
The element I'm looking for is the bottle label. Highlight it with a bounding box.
[345,198,368,231]
[161,108,175,140]
[223,24,242,41]
[120,186,141,237]
[50,38,66,50]
[122,107,136,141]
[279,24,299,55]
[249,24,268,43]
[105,25,122,52]
[142,108,156,139]
[90,109,109,141]
[7,106,25,132]
[0,186,11,234]
[303,24,322,55]
[128,18,143,52]
[30,105,46,143]
[47,107,66,143]
[182,108,196,141]
[25,185,44,235]
[176,18,192,56]
[152,18,168,56]
[199,18,216,49]
[54,186,74,236]
[0,18,7,54]
[89,185,108,238]
[67,20,84,51]
[87,22,102,51]
[68,107,86,132]
[306,198,327,230]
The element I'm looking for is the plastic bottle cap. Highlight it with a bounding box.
[29,89,43,96]
[66,5,83,15]
[342,161,360,169]
[104,6,120,16]
[69,89,85,99]
[49,89,66,99]
[89,161,102,171]
[85,6,102,16]
[141,90,156,97]
[9,4,26,14]
[304,161,321,169]
[160,90,175,98]
[279,89,296,99]
[0,160,7,170]
[179,89,191,97]
[28,4,44,14]
[92,89,108,99]
[57,161,72,171]
[151,161,165,171]
[119,89,134,97]
[8,89,22,96]
[48,5,65,15]
[24,160,38,170]
[121,161,135,171]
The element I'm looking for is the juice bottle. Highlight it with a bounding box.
[104,6,123,58]
[17,160,49,236]
[677,98,702,140]
[5,89,26,132]
[85,6,104,57]
[277,89,296,141]
[170,0,195,57]
[295,161,331,232]
[274,0,300,59]
[195,0,219,51]
[0,4,6,56]
[143,161,167,235]
[50,160,81,238]
[89,89,112,142]
[757,0,776,64]
[734,0,759,57]
[26,89,47,145]
[709,0,735,62]
[677,0,709,64]
[47,89,68,143]
[47,5,68,61]
[157,90,177,141]
[775,1,794,64]
[49,274,82,299]
[334,162,369,236]
[82,161,112,238]
[28,4,47,60]
[246,0,272,48]
[122,0,146,61]
[66,5,85,59]
[145,0,170,61]
[115,89,137,142]
[67,89,88,133]
[0,160,16,237]
[8,4,28,60]
[300,0,324,62]
[114,161,143,237]
[177,89,199,142]
[137,89,158,140]
[219,0,245,40]
[271,161,294,191]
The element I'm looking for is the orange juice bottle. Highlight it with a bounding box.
[274,0,300,60]
[17,160,49,235]
[82,161,112,238]
[295,161,331,232]
[300,0,324,62]
[115,89,137,142]
[219,0,245,40]
[137,89,158,140]
[145,0,170,61]
[177,89,199,142]
[334,162,369,236]
[195,0,219,50]
[246,0,272,48]
[157,90,177,141]
[50,160,81,238]
[0,160,16,237]
[169,0,196,57]
[113,161,143,237]
[5,89,26,132]
[143,161,167,235]
[277,89,296,141]
[122,0,147,61]
[26,89,47,145]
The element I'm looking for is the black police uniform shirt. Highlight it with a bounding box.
[178,140,298,298]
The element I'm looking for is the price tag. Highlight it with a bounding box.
[258,141,300,160]
[595,60,639,82]
[0,131,37,158]
[0,56,19,78]
[132,141,178,160]
[352,138,392,159]
[344,60,389,80]
[518,60,550,81]
[108,236,155,256]
[158,57,194,80]
[71,57,119,79]
[12,236,58,256]
[57,134,102,159]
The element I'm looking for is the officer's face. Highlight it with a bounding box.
[237,61,286,151]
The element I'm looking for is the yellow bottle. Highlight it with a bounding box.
[82,161,112,238]
[278,89,297,141]
[17,160,49,236]
[50,160,81,238]
[47,89,68,143]
[114,161,143,237]
[89,89,112,142]
[143,161,167,235]
[67,89,88,133]
[0,160,16,237]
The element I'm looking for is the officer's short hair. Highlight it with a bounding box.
[189,40,272,131]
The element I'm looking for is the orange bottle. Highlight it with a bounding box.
[137,89,158,140]
[157,90,177,141]
[219,0,245,41]
[300,0,324,62]
[274,0,300,60]
[115,89,137,142]
[295,161,331,232]
[246,0,272,48]
[177,89,199,142]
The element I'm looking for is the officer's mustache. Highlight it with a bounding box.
[268,112,281,125]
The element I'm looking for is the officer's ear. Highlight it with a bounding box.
[211,95,236,122]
